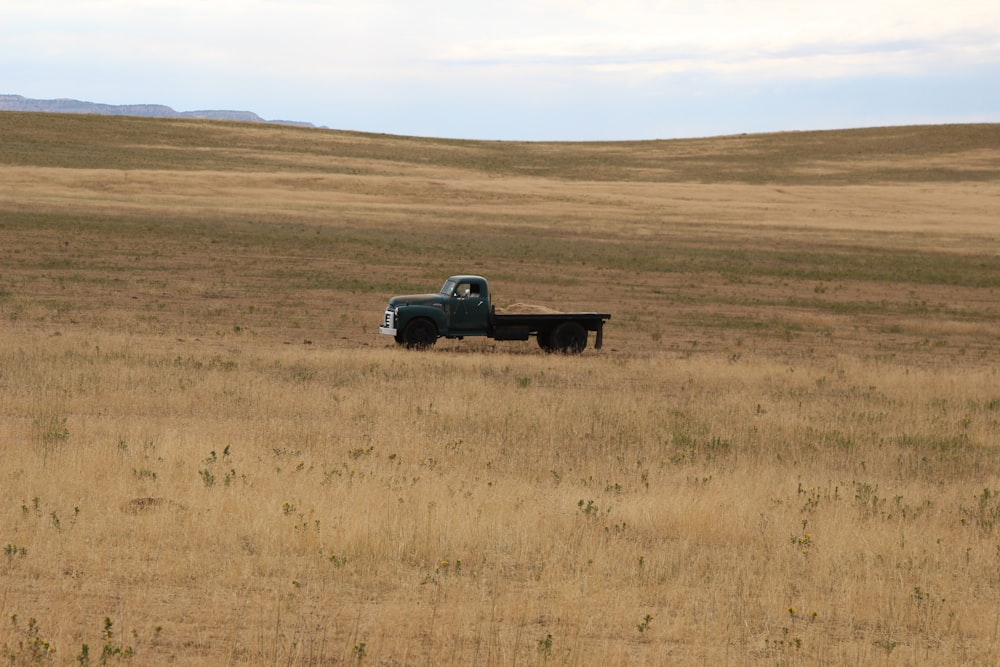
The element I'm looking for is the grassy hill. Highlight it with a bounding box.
[3,111,999,182]
[2,112,998,356]
[1,112,999,665]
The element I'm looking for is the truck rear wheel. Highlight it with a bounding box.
[401,319,437,349]
[536,328,553,351]
[549,322,588,354]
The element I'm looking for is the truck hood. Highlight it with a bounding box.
[388,293,444,307]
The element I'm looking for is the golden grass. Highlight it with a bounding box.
[4,337,1000,665]
[1,113,1000,665]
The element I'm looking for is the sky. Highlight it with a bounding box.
[2,1,999,141]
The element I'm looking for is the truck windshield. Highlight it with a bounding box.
[441,279,458,295]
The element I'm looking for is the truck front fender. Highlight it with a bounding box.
[395,305,447,336]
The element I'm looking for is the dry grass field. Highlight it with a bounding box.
[1,112,999,665]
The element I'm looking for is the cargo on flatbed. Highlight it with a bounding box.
[379,275,610,353]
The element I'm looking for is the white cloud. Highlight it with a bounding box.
[6,0,999,81]
[432,1,1000,82]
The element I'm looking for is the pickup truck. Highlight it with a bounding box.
[379,275,610,353]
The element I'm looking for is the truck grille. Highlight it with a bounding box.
[379,308,397,336]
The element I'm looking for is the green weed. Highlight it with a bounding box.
[2,615,56,663]
[98,617,134,663]
[637,614,653,633]
[536,633,553,659]
[960,488,1000,533]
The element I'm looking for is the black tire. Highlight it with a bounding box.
[549,321,588,354]
[536,328,554,352]
[401,318,437,349]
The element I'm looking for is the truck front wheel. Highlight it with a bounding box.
[549,322,588,354]
[401,319,437,349]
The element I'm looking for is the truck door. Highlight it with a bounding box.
[449,281,489,332]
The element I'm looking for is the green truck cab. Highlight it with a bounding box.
[379,275,610,353]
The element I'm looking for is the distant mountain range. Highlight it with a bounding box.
[0,94,317,128]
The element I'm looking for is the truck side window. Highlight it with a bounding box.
[454,282,482,298]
